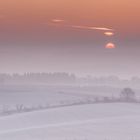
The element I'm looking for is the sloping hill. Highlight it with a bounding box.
[0,103,140,140]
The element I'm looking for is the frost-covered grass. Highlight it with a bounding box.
[0,103,140,140]
[0,85,139,117]
[0,85,140,139]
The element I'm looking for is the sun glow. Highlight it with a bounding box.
[104,32,114,36]
[105,43,116,49]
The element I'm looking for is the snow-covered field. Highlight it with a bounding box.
[0,86,90,110]
[0,103,140,140]
[0,85,140,108]
[0,85,123,112]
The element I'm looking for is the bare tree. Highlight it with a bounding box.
[120,88,135,101]
[15,104,24,112]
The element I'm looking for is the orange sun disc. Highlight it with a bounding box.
[105,43,116,49]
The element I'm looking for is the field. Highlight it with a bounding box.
[0,103,140,140]
[0,85,140,140]
[0,85,123,111]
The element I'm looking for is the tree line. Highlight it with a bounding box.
[0,73,140,87]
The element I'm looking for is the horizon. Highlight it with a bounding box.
[0,72,139,80]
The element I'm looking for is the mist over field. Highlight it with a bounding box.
[0,73,140,139]
[1,0,140,139]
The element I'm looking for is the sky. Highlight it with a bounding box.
[0,0,140,78]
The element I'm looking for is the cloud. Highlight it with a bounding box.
[70,25,114,31]
[51,19,65,23]
[49,19,115,34]
[104,32,114,36]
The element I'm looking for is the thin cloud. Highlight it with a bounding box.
[51,19,65,23]
[70,25,114,31]
[104,32,114,36]
[49,19,115,34]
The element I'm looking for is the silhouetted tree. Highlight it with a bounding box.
[120,88,135,101]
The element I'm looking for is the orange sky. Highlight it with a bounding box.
[0,0,140,77]
[1,0,140,32]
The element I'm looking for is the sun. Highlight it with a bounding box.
[105,43,116,49]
